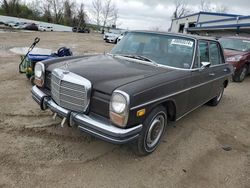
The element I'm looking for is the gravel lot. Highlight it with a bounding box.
[0,31,249,188]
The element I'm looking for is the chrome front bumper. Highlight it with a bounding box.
[31,86,142,144]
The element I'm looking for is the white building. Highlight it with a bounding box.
[170,11,250,37]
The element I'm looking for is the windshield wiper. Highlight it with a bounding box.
[118,54,158,66]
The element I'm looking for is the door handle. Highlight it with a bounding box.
[209,73,215,76]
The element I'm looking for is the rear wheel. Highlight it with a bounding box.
[233,65,248,82]
[135,106,167,156]
[208,85,224,106]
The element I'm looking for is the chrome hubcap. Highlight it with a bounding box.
[217,87,223,102]
[146,114,165,149]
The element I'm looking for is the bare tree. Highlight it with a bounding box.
[101,0,117,33]
[63,0,75,26]
[76,3,88,29]
[200,0,212,12]
[46,0,64,24]
[111,6,118,28]
[92,0,102,27]
[42,3,53,23]
[28,0,43,19]
[200,0,227,13]
[1,0,20,16]
[172,0,190,19]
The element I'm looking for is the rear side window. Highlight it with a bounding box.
[210,42,222,65]
[199,41,209,63]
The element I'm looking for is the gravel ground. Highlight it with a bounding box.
[0,31,249,188]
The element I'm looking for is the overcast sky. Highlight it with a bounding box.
[80,0,250,31]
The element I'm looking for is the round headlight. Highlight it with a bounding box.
[111,93,127,114]
[35,63,43,78]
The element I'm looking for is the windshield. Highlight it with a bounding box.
[110,32,195,69]
[219,38,250,52]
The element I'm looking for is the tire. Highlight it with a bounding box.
[135,106,167,156]
[207,85,224,106]
[233,65,248,82]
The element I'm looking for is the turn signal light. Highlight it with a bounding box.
[137,109,145,117]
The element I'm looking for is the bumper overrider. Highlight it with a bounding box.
[31,86,142,144]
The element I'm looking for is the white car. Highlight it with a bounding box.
[5,21,18,27]
[39,25,53,31]
[103,29,125,44]
[12,22,28,29]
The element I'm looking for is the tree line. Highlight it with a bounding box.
[0,0,118,30]
[0,0,228,30]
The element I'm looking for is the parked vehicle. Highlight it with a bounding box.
[103,29,124,43]
[72,27,90,33]
[117,31,128,43]
[25,23,38,31]
[4,21,18,27]
[219,36,250,82]
[39,25,53,31]
[31,31,232,155]
[12,22,28,29]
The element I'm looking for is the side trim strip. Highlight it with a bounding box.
[130,74,231,110]
[175,98,211,121]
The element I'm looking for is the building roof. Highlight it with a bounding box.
[172,11,242,21]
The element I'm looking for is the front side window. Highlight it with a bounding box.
[111,32,195,69]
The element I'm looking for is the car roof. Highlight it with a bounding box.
[130,30,218,42]
[220,36,250,41]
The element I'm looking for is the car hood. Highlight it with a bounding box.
[46,55,173,94]
[223,49,247,58]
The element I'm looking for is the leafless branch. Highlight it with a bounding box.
[172,0,191,19]
[92,0,102,27]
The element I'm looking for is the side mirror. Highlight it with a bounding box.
[200,62,211,70]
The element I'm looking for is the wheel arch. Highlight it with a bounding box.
[143,99,177,123]
[162,99,177,121]
[223,79,229,88]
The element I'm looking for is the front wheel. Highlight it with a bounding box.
[233,65,248,82]
[135,106,167,156]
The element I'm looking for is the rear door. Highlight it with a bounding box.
[209,41,230,98]
[189,40,213,110]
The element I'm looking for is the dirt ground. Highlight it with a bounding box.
[0,31,249,188]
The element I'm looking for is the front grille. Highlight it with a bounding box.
[51,69,91,113]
